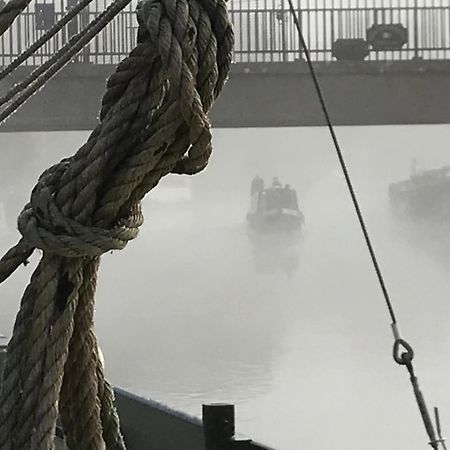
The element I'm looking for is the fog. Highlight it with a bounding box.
[1,124,450,449]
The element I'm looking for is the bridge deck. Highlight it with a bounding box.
[1,60,449,130]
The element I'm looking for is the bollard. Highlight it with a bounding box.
[203,404,252,450]
[203,403,234,450]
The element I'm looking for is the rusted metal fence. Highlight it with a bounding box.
[0,0,449,66]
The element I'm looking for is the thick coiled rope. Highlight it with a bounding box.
[0,0,233,448]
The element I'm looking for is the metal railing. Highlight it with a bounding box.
[231,0,450,61]
[0,0,449,66]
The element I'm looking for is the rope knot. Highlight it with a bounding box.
[17,164,143,258]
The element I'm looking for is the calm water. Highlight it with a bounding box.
[1,125,450,450]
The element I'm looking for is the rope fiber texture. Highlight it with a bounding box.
[0,0,32,37]
[0,0,233,447]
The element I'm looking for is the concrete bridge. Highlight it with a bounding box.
[1,59,450,131]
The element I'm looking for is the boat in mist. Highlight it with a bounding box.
[389,164,450,220]
[246,177,305,233]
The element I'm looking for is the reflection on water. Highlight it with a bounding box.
[248,231,302,278]
[1,125,450,450]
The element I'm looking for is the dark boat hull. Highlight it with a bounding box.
[246,208,304,233]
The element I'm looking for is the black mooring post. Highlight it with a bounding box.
[203,403,235,450]
[203,404,252,450]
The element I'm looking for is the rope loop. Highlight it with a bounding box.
[393,338,414,366]
[17,176,143,258]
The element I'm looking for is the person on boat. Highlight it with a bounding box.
[271,177,282,188]
[251,175,264,196]
[282,184,299,210]
[282,184,292,208]
[266,182,284,211]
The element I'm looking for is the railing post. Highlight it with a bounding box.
[280,0,288,61]
[65,0,91,63]
[297,0,304,61]
[203,403,252,450]
[66,0,79,39]
[79,4,91,63]
[413,0,419,59]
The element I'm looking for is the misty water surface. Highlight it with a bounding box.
[1,125,450,450]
